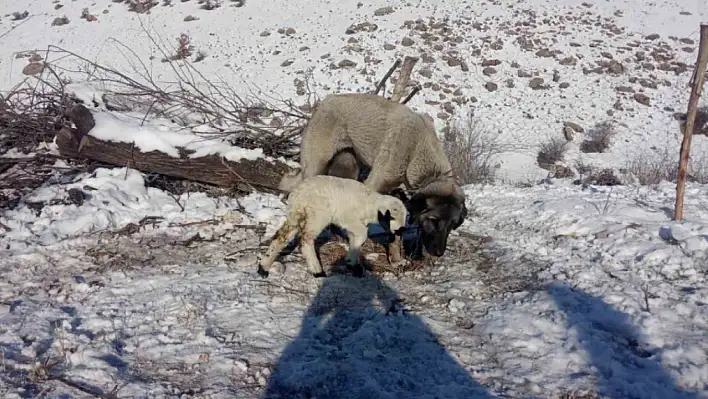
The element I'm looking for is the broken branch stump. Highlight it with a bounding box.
[390,56,419,103]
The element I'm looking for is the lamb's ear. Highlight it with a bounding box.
[377,210,392,231]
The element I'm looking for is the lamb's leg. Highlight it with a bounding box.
[258,220,299,278]
[300,215,328,278]
[345,224,368,277]
[300,233,326,278]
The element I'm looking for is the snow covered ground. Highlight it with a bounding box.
[1,168,707,398]
[1,0,708,398]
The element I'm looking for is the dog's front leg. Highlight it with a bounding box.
[387,233,403,264]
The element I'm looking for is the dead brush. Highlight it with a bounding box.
[199,0,221,10]
[625,147,708,185]
[442,113,504,185]
[537,137,568,169]
[127,0,159,13]
[580,121,615,153]
[164,33,194,62]
[24,24,314,158]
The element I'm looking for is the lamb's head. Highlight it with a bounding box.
[375,195,408,234]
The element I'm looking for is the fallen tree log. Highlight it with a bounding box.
[56,104,293,194]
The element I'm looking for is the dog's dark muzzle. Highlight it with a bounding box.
[421,232,448,257]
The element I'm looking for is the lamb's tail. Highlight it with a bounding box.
[278,170,303,193]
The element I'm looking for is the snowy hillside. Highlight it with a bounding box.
[1,0,707,398]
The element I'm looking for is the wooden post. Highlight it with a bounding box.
[390,56,419,103]
[675,24,708,221]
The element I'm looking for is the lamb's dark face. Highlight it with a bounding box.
[408,194,467,257]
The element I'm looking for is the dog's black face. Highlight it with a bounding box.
[407,194,467,257]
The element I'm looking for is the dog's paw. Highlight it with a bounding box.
[257,265,270,278]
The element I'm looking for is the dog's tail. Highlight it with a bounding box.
[278,170,303,192]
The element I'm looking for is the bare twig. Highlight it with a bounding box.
[401,84,421,105]
[373,59,401,96]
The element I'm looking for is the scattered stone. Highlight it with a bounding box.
[419,68,433,78]
[338,59,357,68]
[481,59,502,67]
[383,43,396,50]
[67,188,86,207]
[616,86,634,93]
[184,15,198,22]
[606,60,625,75]
[482,67,497,76]
[638,78,658,89]
[401,37,415,47]
[517,69,533,78]
[559,82,570,89]
[535,48,554,58]
[505,79,515,88]
[373,6,394,16]
[563,121,584,133]
[52,16,70,26]
[346,22,378,34]
[563,126,574,141]
[259,30,270,37]
[285,27,296,36]
[280,59,294,67]
[528,77,545,90]
[484,82,498,92]
[22,62,44,76]
[552,70,560,82]
[679,38,695,45]
[645,33,660,40]
[633,93,650,106]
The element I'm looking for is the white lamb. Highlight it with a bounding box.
[257,175,408,278]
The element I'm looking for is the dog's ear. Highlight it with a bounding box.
[451,201,468,230]
[406,193,429,222]
[389,188,409,203]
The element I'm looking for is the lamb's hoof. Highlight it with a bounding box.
[257,265,270,278]
[312,271,327,278]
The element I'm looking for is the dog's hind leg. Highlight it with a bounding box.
[258,219,299,278]
[326,149,360,181]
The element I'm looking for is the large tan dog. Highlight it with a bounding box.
[279,93,467,261]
